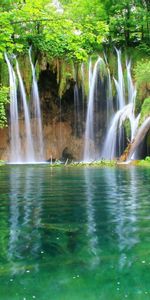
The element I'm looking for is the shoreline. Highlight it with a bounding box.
[0,158,150,168]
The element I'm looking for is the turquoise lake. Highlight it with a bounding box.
[0,165,150,300]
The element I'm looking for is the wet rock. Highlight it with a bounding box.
[61,147,74,161]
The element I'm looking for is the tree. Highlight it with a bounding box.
[103,0,150,45]
[0,86,9,128]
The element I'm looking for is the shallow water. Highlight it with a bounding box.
[0,165,150,300]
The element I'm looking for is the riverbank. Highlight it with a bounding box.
[1,157,150,168]
[55,158,150,168]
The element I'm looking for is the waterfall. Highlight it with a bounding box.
[5,51,45,163]
[81,63,85,120]
[16,60,35,162]
[115,49,125,109]
[106,68,114,128]
[52,0,63,13]
[84,57,103,162]
[101,50,139,160]
[101,110,122,160]
[126,60,136,104]
[126,59,140,141]
[4,53,22,162]
[29,48,44,161]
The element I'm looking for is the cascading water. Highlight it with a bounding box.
[81,63,85,120]
[52,0,63,13]
[115,48,125,109]
[5,48,143,163]
[16,60,35,162]
[4,53,22,163]
[5,51,45,163]
[74,83,81,136]
[101,110,122,160]
[126,60,136,104]
[29,48,44,161]
[84,57,103,162]
[101,50,140,160]
[106,68,114,128]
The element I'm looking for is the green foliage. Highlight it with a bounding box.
[49,159,117,168]
[0,86,9,128]
[139,156,150,166]
[134,60,150,113]
[103,0,150,46]
[145,156,150,162]
[58,61,74,97]
[123,118,131,140]
[135,60,150,89]
[1,0,149,62]
[68,160,117,167]
[0,0,109,62]
[0,12,14,58]
[136,43,150,56]
[139,97,150,126]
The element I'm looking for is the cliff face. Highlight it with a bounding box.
[1,50,150,162]
[0,127,9,161]
[0,57,85,162]
[0,120,85,162]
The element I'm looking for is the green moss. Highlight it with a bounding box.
[126,46,149,64]
[106,50,117,77]
[79,60,90,98]
[134,59,150,114]
[18,54,32,100]
[49,160,117,168]
[58,60,74,98]
[69,160,117,167]
[123,118,131,140]
[139,97,150,126]
[35,63,40,81]
[147,131,150,150]
[0,160,6,166]
[138,156,150,166]
[105,48,150,114]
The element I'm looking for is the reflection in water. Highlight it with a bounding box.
[8,169,20,261]
[104,167,139,269]
[84,169,99,266]
[0,166,150,299]
[8,167,43,272]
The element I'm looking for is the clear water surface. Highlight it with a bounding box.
[0,165,150,300]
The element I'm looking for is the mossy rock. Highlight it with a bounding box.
[139,97,150,126]
[146,130,150,155]
[58,60,74,97]
[139,156,150,166]
[147,131,150,147]
[123,118,131,140]
[18,54,32,99]
[134,59,150,114]
[61,147,74,162]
